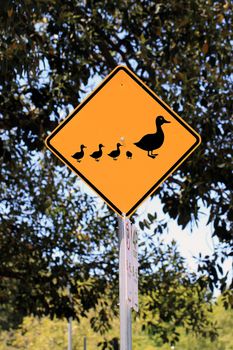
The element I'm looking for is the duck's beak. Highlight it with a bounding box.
[164,119,170,123]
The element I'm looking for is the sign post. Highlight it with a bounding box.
[118,215,132,350]
[45,65,201,350]
[67,283,72,350]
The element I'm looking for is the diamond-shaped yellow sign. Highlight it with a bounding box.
[45,66,201,217]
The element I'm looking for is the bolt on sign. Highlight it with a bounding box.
[45,66,201,217]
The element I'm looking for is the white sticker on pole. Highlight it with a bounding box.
[131,224,138,312]
[125,219,133,307]
[125,219,138,312]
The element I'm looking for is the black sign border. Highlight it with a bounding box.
[46,66,201,217]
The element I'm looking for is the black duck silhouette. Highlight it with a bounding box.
[108,143,122,160]
[126,151,133,159]
[134,116,170,158]
[72,144,86,162]
[90,144,104,161]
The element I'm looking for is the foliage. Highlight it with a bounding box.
[0,297,232,350]
[0,0,232,340]
[0,153,217,343]
[139,240,218,344]
[1,146,119,328]
[1,0,232,233]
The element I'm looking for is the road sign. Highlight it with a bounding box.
[45,65,201,217]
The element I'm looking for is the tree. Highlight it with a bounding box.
[0,146,119,327]
[0,0,232,342]
[0,144,217,344]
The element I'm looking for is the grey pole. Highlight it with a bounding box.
[118,215,132,350]
[68,317,72,350]
[84,336,87,350]
[67,284,72,350]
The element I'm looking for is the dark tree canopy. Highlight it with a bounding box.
[0,0,232,343]
[1,0,232,237]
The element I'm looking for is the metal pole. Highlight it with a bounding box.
[118,215,132,350]
[67,284,72,350]
[84,336,87,350]
[68,317,72,350]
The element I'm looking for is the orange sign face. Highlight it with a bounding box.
[45,66,201,217]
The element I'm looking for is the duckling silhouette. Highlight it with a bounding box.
[126,151,133,159]
[108,143,123,160]
[134,116,170,158]
[90,144,104,161]
[72,144,87,162]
